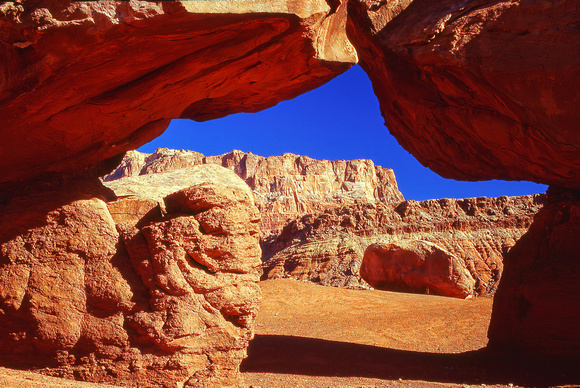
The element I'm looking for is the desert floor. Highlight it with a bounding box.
[242,279,579,388]
[2,279,579,387]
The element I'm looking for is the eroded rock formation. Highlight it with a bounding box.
[104,148,404,234]
[346,0,580,187]
[0,0,355,186]
[1,0,578,365]
[0,165,262,387]
[262,195,544,294]
[361,240,476,298]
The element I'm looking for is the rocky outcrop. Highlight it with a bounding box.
[0,0,355,187]
[262,195,544,295]
[0,165,262,387]
[361,240,476,298]
[487,186,580,356]
[104,148,404,235]
[2,0,578,361]
[346,0,580,188]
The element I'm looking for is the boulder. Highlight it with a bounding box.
[0,165,262,387]
[360,240,475,299]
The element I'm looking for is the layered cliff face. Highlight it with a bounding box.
[262,195,544,296]
[0,0,355,187]
[0,165,262,387]
[104,148,404,234]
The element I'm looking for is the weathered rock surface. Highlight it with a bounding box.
[0,0,355,186]
[262,195,544,295]
[0,165,262,387]
[346,0,580,188]
[488,186,580,356]
[104,148,404,234]
[361,240,475,298]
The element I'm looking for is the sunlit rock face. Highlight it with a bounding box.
[346,0,580,188]
[104,148,404,235]
[0,0,356,187]
[0,165,262,387]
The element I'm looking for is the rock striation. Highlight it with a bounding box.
[104,148,404,235]
[0,0,355,187]
[0,165,262,387]
[262,195,544,295]
[346,0,580,188]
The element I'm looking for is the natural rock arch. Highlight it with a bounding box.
[1,0,580,385]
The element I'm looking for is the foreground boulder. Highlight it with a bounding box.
[361,241,475,298]
[0,165,262,387]
[0,0,355,186]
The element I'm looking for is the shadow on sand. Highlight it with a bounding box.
[241,335,580,387]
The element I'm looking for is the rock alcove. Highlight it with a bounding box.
[1,1,579,386]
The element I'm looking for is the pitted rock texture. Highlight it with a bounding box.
[104,148,404,235]
[262,195,544,295]
[488,186,580,356]
[0,0,355,186]
[0,165,262,387]
[347,0,580,188]
[361,240,476,299]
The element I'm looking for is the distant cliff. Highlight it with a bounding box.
[104,148,405,235]
[104,148,544,297]
[261,195,545,295]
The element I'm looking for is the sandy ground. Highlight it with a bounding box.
[2,279,579,387]
[241,279,580,388]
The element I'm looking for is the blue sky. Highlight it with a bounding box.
[139,65,547,201]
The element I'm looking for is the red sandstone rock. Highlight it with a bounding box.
[487,186,580,356]
[346,0,580,188]
[262,194,543,293]
[104,148,404,234]
[360,240,475,298]
[0,165,262,386]
[0,1,355,186]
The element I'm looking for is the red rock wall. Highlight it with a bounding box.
[0,0,355,186]
[262,195,544,294]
